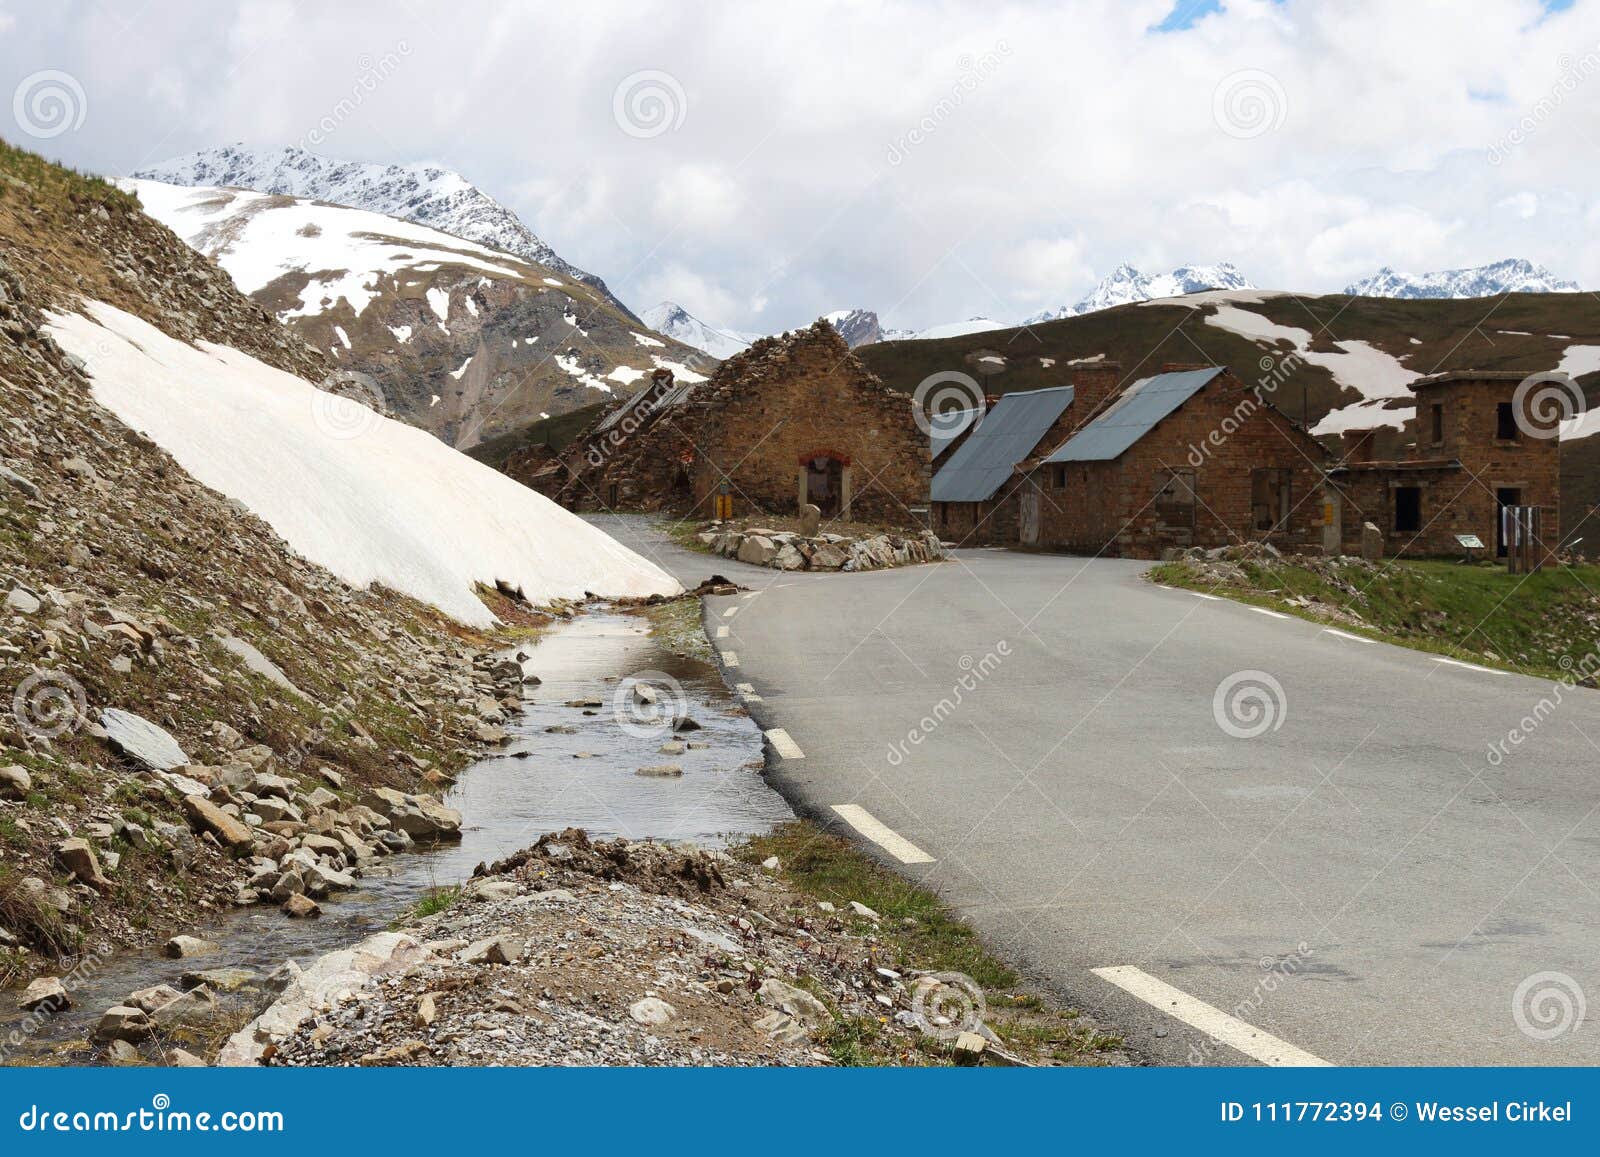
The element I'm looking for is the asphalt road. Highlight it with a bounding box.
[590,513,1600,1066]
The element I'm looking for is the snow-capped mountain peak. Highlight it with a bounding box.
[1025,262,1255,323]
[642,301,758,360]
[133,144,623,308]
[1344,258,1579,299]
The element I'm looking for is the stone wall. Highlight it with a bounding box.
[1329,374,1560,557]
[1030,372,1329,557]
[689,322,929,524]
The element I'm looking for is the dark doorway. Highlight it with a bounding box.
[1495,487,1521,556]
[1393,486,1421,533]
[806,455,842,517]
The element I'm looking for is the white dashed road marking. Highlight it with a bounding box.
[1251,607,1291,620]
[1320,628,1373,644]
[1091,965,1329,1067]
[832,804,935,864]
[1190,591,1223,601]
[723,607,739,618]
[715,625,729,638]
[735,682,763,704]
[765,728,804,759]
[721,650,740,668]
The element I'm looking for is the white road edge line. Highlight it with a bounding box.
[723,607,739,618]
[1190,591,1223,601]
[715,625,729,638]
[1091,965,1329,1067]
[1432,656,1507,675]
[734,681,763,704]
[721,650,740,668]
[765,728,804,759]
[1251,607,1291,620]
[1320,628,1374,644]
[832,804,935,864]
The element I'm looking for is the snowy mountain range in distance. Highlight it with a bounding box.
[656,257,1584,359]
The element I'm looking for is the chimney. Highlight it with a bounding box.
[1067,361,1124,419]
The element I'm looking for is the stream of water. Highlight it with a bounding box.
[0,609,791,1062]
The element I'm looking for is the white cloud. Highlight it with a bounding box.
[9,0,1599,329]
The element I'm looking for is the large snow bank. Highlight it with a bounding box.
[47,302,680,625]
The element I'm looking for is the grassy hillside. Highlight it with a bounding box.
[466,399,612,466]
[1151,553,1600,681]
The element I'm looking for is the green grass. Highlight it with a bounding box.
[1150,556,1600,680]
[405,885,460,921]
[737,822,1121,1065]
[465,400,612,467]
[742,823,1015,988]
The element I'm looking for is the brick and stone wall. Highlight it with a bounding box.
[1329,374,1559,557]
[689,321,929,524]
[1030,372,1328,557]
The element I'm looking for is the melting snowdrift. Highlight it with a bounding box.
[47,302,680,625]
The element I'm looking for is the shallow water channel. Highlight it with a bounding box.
[1,608,791,1061]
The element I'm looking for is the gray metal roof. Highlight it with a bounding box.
[930,407,983,461]
[1044,367,1222,463]
[930,386,1075,502]
[593,378,696,435]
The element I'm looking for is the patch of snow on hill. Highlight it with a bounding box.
[914,317,1008,340]
[46,302,679,625]
[1204,304,1420,434]
[1557,345,1600,378]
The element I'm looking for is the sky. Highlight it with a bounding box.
[2,0,1597,333]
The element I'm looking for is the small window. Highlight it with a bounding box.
[1049,464,1067,490]
[1393,486,1421,533]
[606,482,619,507]
[1251,468,1291,532]
[1497,402,1519,440]
[1430,403,1443,444]
[1153,468,1196,526]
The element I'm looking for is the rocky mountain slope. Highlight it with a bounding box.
[133,145,622,309]
[1344,258,1581,299]
[0,140,673,1008]
[125,179,708,449]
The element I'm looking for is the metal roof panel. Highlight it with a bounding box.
[930,386,1076,502]
[1044,367,1222,463]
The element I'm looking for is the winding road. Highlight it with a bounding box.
[591,514,1600,1066]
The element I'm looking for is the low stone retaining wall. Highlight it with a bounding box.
[697,524,946,572]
